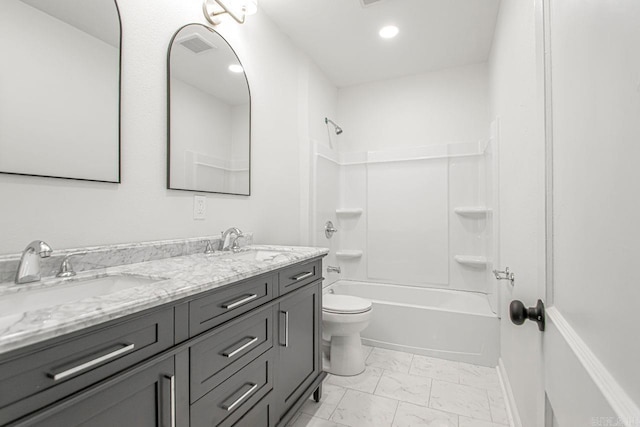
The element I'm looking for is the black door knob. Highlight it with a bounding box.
[510,299,545,331]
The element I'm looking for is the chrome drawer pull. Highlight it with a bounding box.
[164,375,176,427]
[291,271,313,282]
[221,293,258,310]
[222,337,259,358]
[280,311,289,347]
[49,343,135,381]
[221,383,258,412]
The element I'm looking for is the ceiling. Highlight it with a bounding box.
[260,0,501,87]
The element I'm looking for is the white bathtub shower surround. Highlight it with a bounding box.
[312,140,496,297]
[327,280,499,367]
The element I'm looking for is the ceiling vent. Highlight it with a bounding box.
[360,0,384,7]
[178,34,217,54]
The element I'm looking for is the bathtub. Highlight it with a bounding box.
[325,280,499,367]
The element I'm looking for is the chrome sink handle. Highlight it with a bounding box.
[56,252,88,278]
[204,240,216,254]
[230,234,245,253]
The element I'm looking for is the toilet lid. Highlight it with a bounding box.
[323,294,372,314]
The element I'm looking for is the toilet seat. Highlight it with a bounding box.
[323,294,372,314]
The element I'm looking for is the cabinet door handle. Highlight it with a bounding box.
[221,293,258,310]
[164,375,176,427]
[280,310,289,347]
[221,383,258,412]
[222,337,259,358]
[48,343,135,381]
[291,271,313,282]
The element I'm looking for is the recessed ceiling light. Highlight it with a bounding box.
[228,64,244,73]
[379,25,399,39]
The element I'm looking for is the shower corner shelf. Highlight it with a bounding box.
[335,208,363,216]
[335,250,363,259]
[454,255,488,268]
[454,207,490,217]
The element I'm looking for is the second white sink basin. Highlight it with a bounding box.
[0,275,162,320]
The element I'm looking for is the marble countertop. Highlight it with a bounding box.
[0,245,328,355]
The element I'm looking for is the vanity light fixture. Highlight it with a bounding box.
[228,64,244,73]
[203,0,257,25]
[379,25,399,39]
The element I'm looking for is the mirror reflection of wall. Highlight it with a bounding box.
[0,0,121,182]
[168,24,251,196]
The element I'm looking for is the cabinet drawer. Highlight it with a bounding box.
[221,391,272,427]
[191,350,273,427]
[191,305,274,403]
[0,308,174,425]
[190,274,275,336]
[20,357,175,427]
[278,259,321,295]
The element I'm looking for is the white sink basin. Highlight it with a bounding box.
[223,250,285,262]
[0,275,161,320]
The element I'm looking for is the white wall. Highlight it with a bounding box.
[488,0,546,425]
[0,0,335,255]
[337,63,489,153]
[549,0,640,407]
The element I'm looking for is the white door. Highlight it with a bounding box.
[513,0,640,425]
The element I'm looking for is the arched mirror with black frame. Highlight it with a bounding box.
[167,24,251,196]
[0,0,122,183]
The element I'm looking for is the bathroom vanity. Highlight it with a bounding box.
[0,245,327,426]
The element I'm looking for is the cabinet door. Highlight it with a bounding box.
[275,281,321,421]
[21,357,175,427]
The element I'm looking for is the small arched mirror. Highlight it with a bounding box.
[168,24,251,195]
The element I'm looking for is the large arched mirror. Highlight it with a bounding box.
[168,24,251,196]
[0,0,121,182]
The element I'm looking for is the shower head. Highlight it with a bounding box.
[325,117,343,135]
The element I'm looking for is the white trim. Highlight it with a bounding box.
[314,140,488,167]
[542,0,555,306]
[498,357,522,427]
[317,151,484,167]
[546,308,640,424]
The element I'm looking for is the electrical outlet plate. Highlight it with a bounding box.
[194,196,206,220]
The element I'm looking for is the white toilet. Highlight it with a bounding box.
[322,293,372,376]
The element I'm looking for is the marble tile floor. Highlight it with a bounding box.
[289,346,510,427]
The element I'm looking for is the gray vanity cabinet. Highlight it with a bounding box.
[22,356,175,427]
[0,256,325,427]
[274,281,322,424]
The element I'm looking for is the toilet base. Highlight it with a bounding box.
[327,334,365,376]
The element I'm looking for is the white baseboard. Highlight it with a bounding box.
[497,357,522,427]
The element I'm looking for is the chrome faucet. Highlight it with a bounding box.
[220,227,243,252]
[15,240,53,284]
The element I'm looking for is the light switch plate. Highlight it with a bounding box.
[194,196,206,220]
